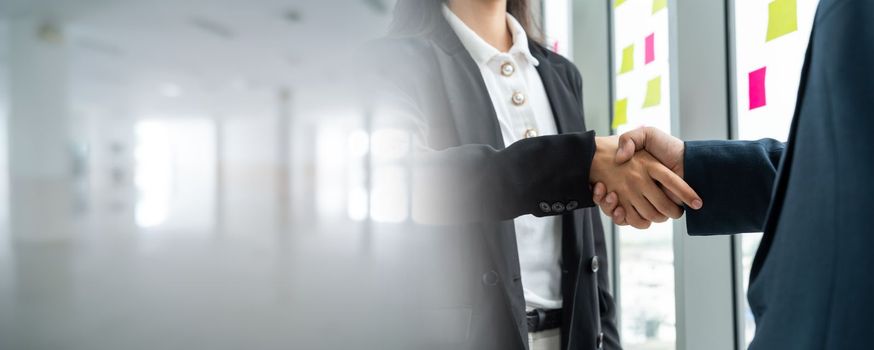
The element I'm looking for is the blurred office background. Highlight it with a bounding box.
[0,0,817,349]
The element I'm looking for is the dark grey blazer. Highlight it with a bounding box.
[683,0,874,348]
[369,13,620,350]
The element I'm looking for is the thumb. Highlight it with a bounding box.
[614,127,649,164]
[615,139,636,163]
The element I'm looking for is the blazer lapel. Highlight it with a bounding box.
[532,46,586,134]
[430,18,504,148]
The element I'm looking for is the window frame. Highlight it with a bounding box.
[570,1,744,349]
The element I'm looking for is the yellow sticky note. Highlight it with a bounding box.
[619,45,634,74]
[766,0,797,42]
[642,76,661,108]
[652,0,667,13]
[615,0,627,8]
[612,98,628,130]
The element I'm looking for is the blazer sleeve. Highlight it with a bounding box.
[410,129,598,224]
[683,139,785,235]
[372,74,597,225]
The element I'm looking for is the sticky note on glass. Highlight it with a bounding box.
[613,98,628,130]
[642,76,661,108]
[652,0,667,13]
[619,45,634,74]
[615,0,627,8]
[749,67,767,110]
[766,0,797,42]
[645,33,655,64]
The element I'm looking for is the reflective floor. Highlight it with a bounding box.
[0,212,450,349]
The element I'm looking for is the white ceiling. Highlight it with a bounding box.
[0,0,395,121]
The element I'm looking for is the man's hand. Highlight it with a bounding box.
[593,127,702,226]
[590,136,700,229]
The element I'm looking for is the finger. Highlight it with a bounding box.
[593,182,607,204]
[630,193,666,223]
[615,127,650,164]
[642,179,683,220]
[657,182,684,205]
[663,186,683,205]
[648,164,703,210]
[623,201,652,230]
[627,208,652,230]
[601,192,619,217]
[612,206,627,226]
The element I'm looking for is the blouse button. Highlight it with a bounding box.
[523,128,539,139]
[500,62,515,77]
[511,91,526,106]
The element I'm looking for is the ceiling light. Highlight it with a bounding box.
[283,10,303,23]
[37,22,64,45]
[188,17,235,40]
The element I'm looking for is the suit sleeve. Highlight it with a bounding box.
[683,139,785,235]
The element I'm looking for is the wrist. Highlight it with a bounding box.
[674,142,686,178]
[591,136,618,183]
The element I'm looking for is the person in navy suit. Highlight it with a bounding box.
[593,0,874,348]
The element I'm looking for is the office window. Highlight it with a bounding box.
[317,124,351,222]
[347,129,370,221]
[732,0,819,345]
[612,0,674,348]
[543,0,572,58]
[134,118,216,232]
[343,123,412,224]
[369,128,411,224]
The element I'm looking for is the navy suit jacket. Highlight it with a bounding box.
[683,0,874,348]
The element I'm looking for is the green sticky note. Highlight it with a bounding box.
[614,0,627,8]
[642,76,661,108]
[619,45,634,74]
[766,0,797,42]
[612,98,628,130]
[652,0,667,13]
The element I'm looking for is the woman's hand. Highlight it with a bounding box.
[590,136,700,229]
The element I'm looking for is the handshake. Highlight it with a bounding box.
[589,127,703,229]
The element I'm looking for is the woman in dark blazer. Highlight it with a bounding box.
[367,0,701,349]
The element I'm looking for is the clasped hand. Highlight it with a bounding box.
[589,127,702,229]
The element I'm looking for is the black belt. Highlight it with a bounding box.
[526,308,562,332]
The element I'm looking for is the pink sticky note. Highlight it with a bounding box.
[552,40,560,53]
[645,33,655,64]
[749,67,767,110]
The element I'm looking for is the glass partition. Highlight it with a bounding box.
[612,0,675,348]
